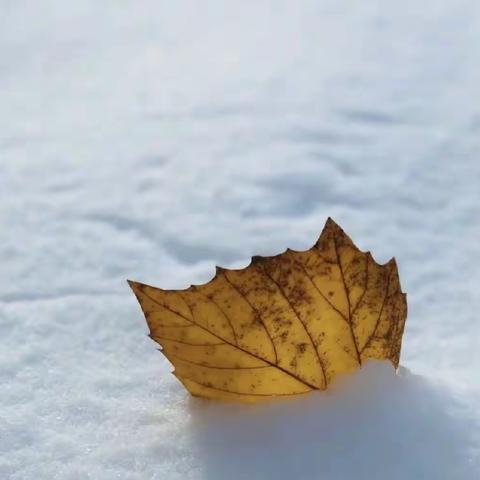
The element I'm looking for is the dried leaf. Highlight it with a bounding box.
[129,218,407,402]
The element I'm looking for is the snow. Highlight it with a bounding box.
[189,364,478,479]
[1,0,480,478]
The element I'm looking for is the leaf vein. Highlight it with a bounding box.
[222,272,279,364]
[191,287,238,345]
[360,270,391,353]
[139,285,317,390]
[181,376,310,397]
[333,237,362,365]
[170,354,270,370]
[259,266,326,389]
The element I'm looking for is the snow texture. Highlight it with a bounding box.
[1,1,480,478]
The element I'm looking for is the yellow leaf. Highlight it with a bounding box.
[129,218,407,402]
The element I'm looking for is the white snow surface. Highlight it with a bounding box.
[1,1,480,478]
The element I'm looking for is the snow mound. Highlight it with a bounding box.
[188,362,478,480]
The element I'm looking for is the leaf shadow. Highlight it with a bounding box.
[187,362,478,480]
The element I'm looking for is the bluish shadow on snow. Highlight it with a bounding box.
[187,362,478,480]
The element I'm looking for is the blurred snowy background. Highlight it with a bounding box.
[1,1,480,478]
